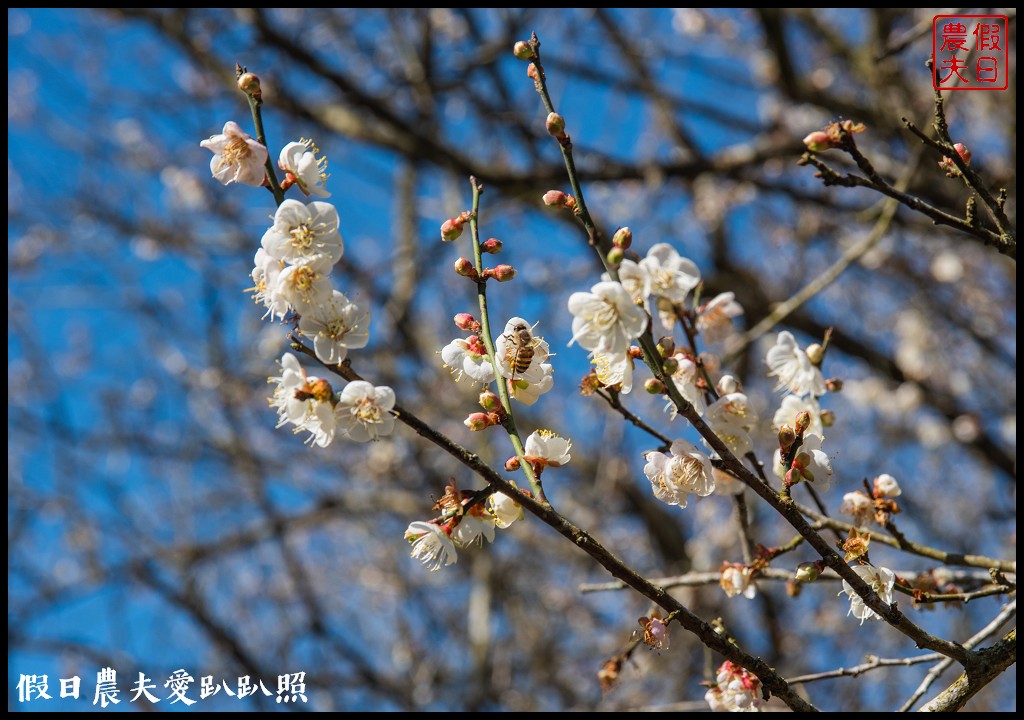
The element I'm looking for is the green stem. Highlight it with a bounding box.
[467,177,545,501]
[245,92,285,206]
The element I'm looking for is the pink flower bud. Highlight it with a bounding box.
[464,412,490,431]
[644,378,665,395]
[612,227,632,249]
[546,112,566,137]
[527,63,539,80]
[543,190,568,207]
[513,41,534,61]
[454,313,481,333]
[479,390,501,412]
[606,247,624,267]
[454,257,478,279]
[803,130,833,152]
[505,455,521,471]
[954,142,972,165]
[491,264,517,282]
[441,217,465,242]
[480,237,503,254]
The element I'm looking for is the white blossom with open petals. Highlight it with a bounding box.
[261,199,343,266]
[643,439,715,507]
[405,521,457,571]
[200,121,268,187]
[452,513,497,548]
[591,349,633,394]
[705,392,758,457]
[840,491,875,527]
[840,565,895,624]
[272,254,335,312]
[335,381,396,442]
[250,248,288,320]
[524,429,571,467]
[268,353,337,447]
[602,259,649,302]
[440,336,495,384]
[766,331,826,397]
[640,243,701,303]
[772,394,823,436]
[494,317,549,384]
[720,564,757,599]
[299,291,370,365]
[279,139,330,198]
[696,292,743,344]
[705,661,763,712]
[508,364,554,406]
[874,473,902,498]
[488,491,524,528]
[568,281,648,353]
[773,433,833,490]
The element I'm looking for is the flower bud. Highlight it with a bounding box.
[441,217,465,242]
[479,390,501,412]
[644,378,665,395]
[454,313,481,333]
[606,246,624,267]
[612,226,633,249]
[661,357,679,375]
[805,343,824,366]
[794,411,811,436]
[795,561,821,583]
[513,40,534,60]
[527,63,539,80]
[656,337,675,358]
[454,257,478,279]
[825,378,843,393]
[717,375,740,395]
[546,112,566,137]
[464,412,491,431]
[820,409,836,427]
[802,130,833,152]
[953,142,971,165]
[778,424,796,452]
[237,72,261,96]
[628,345,644,359]
[505,455,521,471]
[542,190,568,207]
[480,237,503,254]
[873,473,902,498]
[786,578,802,597]
[491,264,517,282]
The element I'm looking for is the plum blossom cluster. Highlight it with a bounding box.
[840,474,903,527]
[201,113,386,448]
[404,483,525,571]
[704,661,763,712]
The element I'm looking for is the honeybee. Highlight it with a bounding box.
[504,320,538,380]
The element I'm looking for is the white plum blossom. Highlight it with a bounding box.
[602,259,649,301]
[840,491,875,527]
[665,354,705,418]
[840,565,895,624]
[773,433,833,490]
[405,521,457,571]
[643,439,716,507]
[705,392,758,457]
[495,317,549,384]
[268,353,337,447]
[200,121,268,187]
[704,661,763,712]
[272,254,335,312]
[696,292,743,344]
[591,349,633,394]
[523,430,572,468]
[452,513,497,548]
[772,394,823,436]
[250,247,288,320]
[639,243,701,303]
[440,335,495,384]
[335,381,396,442]
[874,473,902,498]
[299,290,370,365]
[508,363,554,406]
[261,199,343,266]
[766,331,826,397]
[720,564,757,599]
[488,491,524,528]
[278,139,330,197]
[568,281,648,353]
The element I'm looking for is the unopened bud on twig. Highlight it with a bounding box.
[480,237,503,254]
[778,425,796,452]
[454,257,479,279]
[644,378,665,395]
[656,337,675,358]
[825,378,843,393]
[661,357,679,375]
[479,390,501,412]
[237,72,261,97]
[441,217,465,242]
[802,130,832,153]
[606,247,624,267]
[454,313,481,334]
[513,40,534,61]
[612,227,633,249]
[795,561,822,583]
[505,455,521,471]
[805,343,824,366]
[465,412,491,431]
[491,264,517,282]
[794,411,811,436]
[546,112,566,138]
